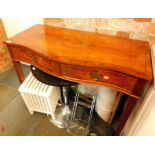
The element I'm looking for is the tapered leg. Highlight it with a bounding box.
[115,97,138,136]
[115,79,146,136]
[12,60,25,84]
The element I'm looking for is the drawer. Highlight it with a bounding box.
[61,64,138,94]
[9,46,60,75]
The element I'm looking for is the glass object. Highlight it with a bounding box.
[67,93,97,136]
[48,87,72,128]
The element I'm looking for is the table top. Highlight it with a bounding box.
[6,24,152,80]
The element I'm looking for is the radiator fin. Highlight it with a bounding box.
[18,72,60,117]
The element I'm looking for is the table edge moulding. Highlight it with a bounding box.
[4,24,153,136]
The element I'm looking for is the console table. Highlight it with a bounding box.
[5,24,153,135]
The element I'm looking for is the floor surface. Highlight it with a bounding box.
[0,65,70,136]
[0,65,118,136]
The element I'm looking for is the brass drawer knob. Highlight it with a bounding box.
[90,71,102,80]
[90,71,109,80]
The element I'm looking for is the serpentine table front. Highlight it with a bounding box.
[5,24,153,135]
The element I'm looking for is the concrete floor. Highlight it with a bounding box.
[0,65,70,136]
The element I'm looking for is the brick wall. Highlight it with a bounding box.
[44,18,155,46]
[0,19,12,73]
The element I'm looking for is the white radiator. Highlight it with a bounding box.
[18,72,60,118]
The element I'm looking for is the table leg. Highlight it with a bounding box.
[115,79,146,136]
[12,60,25,84]
[115,97,138,136]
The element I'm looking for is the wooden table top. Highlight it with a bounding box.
[6,24,152,80]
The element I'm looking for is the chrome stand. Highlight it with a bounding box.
[67,92,97,136]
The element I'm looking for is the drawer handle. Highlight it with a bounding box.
[90,72,109,80]
[90,72,103,80]
[32,55,38,65]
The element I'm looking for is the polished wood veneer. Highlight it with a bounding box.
[6,24,152,80]
[5,24,153,135]
[61,64,138,98]
[9,46,60,76]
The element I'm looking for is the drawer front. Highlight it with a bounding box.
[9,46,60,75]
[61,64,138,94]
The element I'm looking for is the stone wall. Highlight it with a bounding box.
[44,18,155,46]
[0,19,12,73]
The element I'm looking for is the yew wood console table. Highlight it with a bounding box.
[5,24,153,135]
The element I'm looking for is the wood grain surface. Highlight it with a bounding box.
[5,24,152,81]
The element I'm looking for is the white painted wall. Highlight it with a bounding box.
[2,18,43,38]
[124,45,155,136]
[2,18,44,65]
[135,92,155,135]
